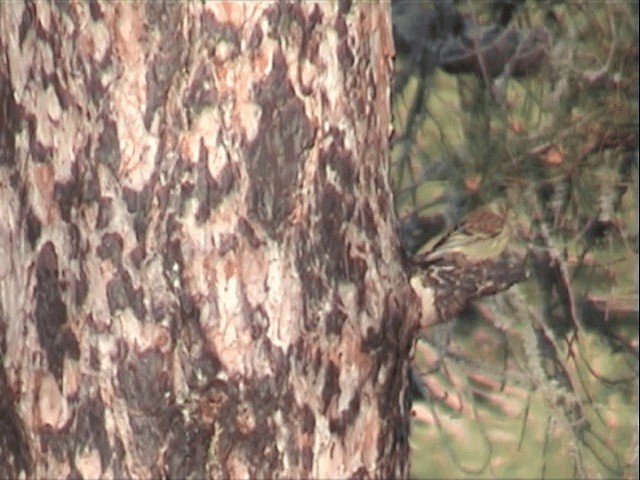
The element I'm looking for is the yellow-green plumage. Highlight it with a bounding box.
[413,201,511,263]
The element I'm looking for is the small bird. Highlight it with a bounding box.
[412,200,511,264]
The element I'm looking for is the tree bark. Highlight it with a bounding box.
[0,2,420,478]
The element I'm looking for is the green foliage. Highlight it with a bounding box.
[391,1,638,478]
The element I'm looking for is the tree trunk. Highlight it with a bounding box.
[0,2,419,478]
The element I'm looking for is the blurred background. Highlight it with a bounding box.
[390,1,639,478]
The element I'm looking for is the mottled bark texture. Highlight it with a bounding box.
[0,2,420,479]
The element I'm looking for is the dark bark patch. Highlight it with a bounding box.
[96,232,123,265]
[249,305,269,340]
[9,171,20,190]
[321,361,341,414]
[350,466,371,479]
[25,207,42,249]
[296,255,328,308]
[247,23,263,51]
[129,284,146,322]
[117,348,172,413]
[236,377,284,476]
[195,140,237,223]
[88,0,103,20]
[34,242,69,384]
[325,300,347,336]
[183,64,217,115]
[75,264,88,306]
[81,162,101,204]
[348,257,367,308]
[317,183,350,279]
[283,2,306,31]
[381,293,409,354]
[51,72,70,112]
[264,3,301,38]
[280,388,295,418]
[66,223,81,261]
[371,298,412,462]
[105,275,127,314]
[308,4,324,29]
[0,73,21,167]
[201,10,241,56]
[318,128,356,189]
[95,116,120,174]
[300,404,315,435]
[194,141,212,222]
[61,328,80,361]
[130,414,167,469]
[96,196,112,229]
[243,418,281,478]
[40,430,67,461]
[266,339,288,385]
[178,291,197,323]
[122,184,153,241]
[335,16,354,73]
[18,2,35,46]
[246,50,314,238]
[174,154,195,211]
[0,366,32,478]
[313,347,322,376]
[246,373,285,424]
[67,467,83,480]
[187,350,222,391]
[106,268,146,320]
[129,244,146,269]
[376,367,410,473]
[328,391,360,436]
[302,307,321,332]
[319,183,345,246]
[338,0,353,15]
[237,216,263,249]
[51,1,70,18]
[88,62,111,106]
[122,183,152,214]
[150,295,172,325]
[180,179,195,208]
[110,437,127,479]
[116,339,129,361]
[215,162,238,203]
[359,202,377,241]
[89,346,100,370]
[163,235,184,298]
[26,117,53,164]
[145,168,167,216]
[74,397,110,472]
[263,4,281,33]
[376,175,390,215]
[144,3,185,130]
[361,326,384,353]
[165,416,211,480]
[292,337,304,367]
[302,446,313,472]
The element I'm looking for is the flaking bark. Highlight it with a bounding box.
[0,2,420,478]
